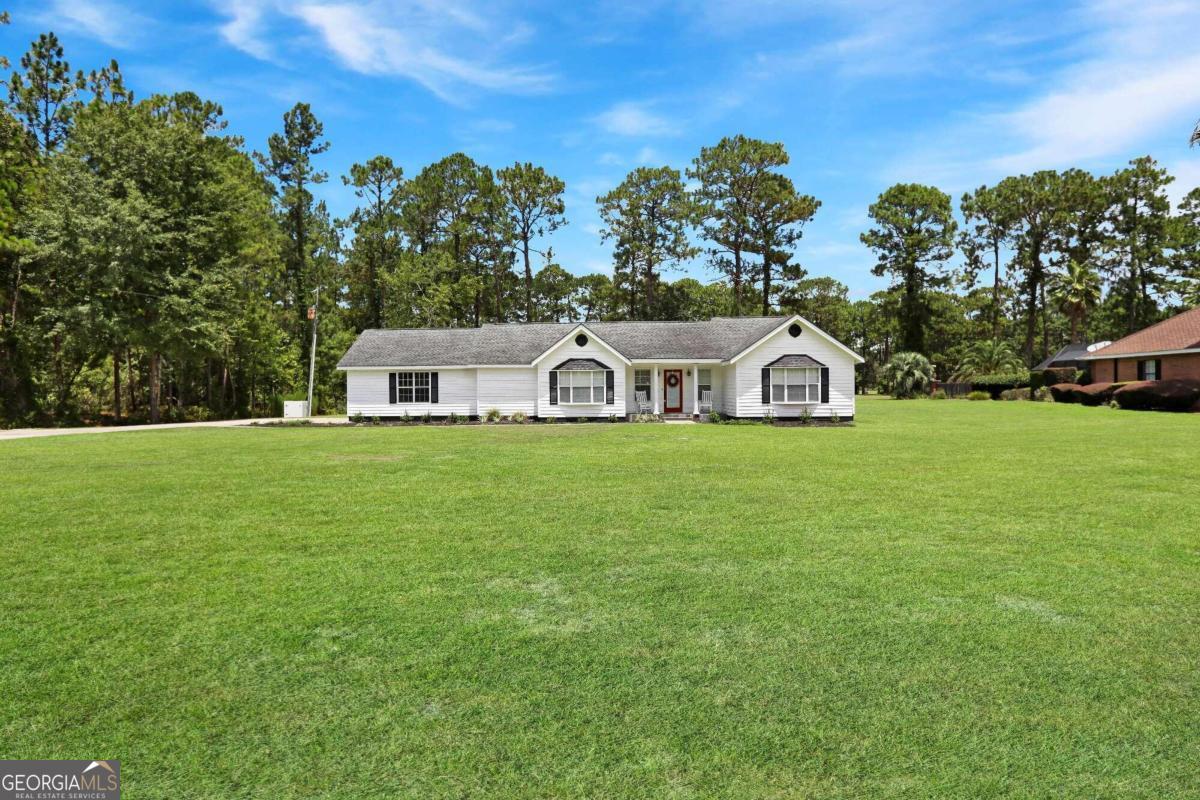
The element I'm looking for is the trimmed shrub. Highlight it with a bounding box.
[999,387,1051,401]
[1040,367,1076,387]
[970,370,1030,399]
[966,390,991,401]
[1071,382,1124,406]
[1049,383,1081,403]
[1114,379,1200,411]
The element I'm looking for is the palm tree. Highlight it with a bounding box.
[1050,260,1101,344]
[881,352,934,398]
[951,339,1025,380]
[1192,118,1200,147]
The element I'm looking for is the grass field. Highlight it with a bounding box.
[1,397,1197,798]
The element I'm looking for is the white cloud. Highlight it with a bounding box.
[885,0,1200,190]
[217,2,273,60]
[45,0,150,48]
[592,101,676,137]
[213,1,554,102]
[741,0,961,81]
[989,56,1200,172]
[635,145,662,164]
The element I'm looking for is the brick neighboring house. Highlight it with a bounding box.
[1080,307,1200,383]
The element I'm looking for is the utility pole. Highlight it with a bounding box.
[306,285,319,417]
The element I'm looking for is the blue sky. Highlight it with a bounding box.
[5,0,1200,299]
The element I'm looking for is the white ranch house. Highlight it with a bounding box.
[338,315,863,420]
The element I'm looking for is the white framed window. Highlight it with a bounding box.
[1141,360,1158,381]
[697,369,712,397]
[557,370,606,404]
[396,371,431,403]
[634,369,651,398]
[770,367,820,403]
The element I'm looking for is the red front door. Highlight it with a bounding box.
[663,369,683,413]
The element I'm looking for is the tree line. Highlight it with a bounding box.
[1,27,1198,424]
[860,162,1200,384]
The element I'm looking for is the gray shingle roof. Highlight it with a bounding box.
[337,317,789,368]
[764,354,826,368]
[552,358,611,370]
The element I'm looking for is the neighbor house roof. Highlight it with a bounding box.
[1081,307,1200,359]
[1032,342,1095,371]
[764,354,826,368]
[338,316,792,368]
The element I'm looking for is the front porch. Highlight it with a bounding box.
[628,363,725,419]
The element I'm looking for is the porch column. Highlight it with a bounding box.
[652,366,659,414]
[693,363,699,417]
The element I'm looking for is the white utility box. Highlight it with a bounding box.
[283,400,309,418]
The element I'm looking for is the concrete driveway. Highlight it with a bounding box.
[0,417,346,441]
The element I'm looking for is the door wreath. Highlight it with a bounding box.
[666,373,679,387]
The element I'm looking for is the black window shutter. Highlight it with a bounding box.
[388,372,397,404]
[549,372,558,405]
[820,367,830,404]
[1156,359,1163,380]
[761,368,770,403]
[605,370,614,404]
[1137,360,1144,381]
[430,372,439,403]
[1113,359,1119,382]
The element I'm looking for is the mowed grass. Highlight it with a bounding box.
[1,398,1198,799]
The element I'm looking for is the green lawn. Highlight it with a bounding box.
[1,398,1197,798]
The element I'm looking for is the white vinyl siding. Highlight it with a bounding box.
[475,367,536,416]
[345,368,476,417]
[722,364,737,413]
[734,323,855,419]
